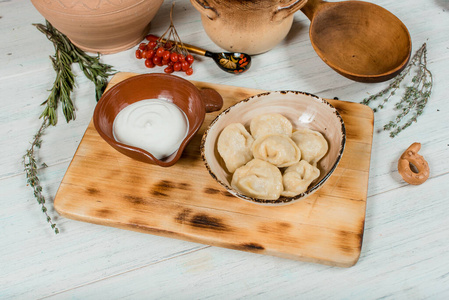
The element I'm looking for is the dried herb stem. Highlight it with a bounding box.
[23,117,59,234]
[157,3,189,56]
[24,21,115,233]
[361,43,432,137]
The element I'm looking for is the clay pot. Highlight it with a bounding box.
[30,0,164,54]
[190,0,308,55]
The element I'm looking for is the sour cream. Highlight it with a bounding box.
[113,99,189,160]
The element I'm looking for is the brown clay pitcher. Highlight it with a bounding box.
[31,0,164,54]
[190,0,308,55]
[94,73,223,167]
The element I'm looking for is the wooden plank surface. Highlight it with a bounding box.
[4,0,449,297]
[54,72,374,267]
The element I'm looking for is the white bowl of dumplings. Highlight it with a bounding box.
[200,91,346,205]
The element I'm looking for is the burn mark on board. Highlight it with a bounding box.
[204,187,220,195]
[124,195,146,205]
[338,230,363,255]
[87,187,100,195]
[175,208,193,223]
[221,190,235,198]
[278,222,292,230]
[156,180,176,189]
[176,211,232,232]
[177,182,192,190]
[151,190,169,197]
[150,180,192,197]
[203,187,235,198]
[150,180,172,197]
[190,213,230,231]
[95,208,112,218]
[236,242,265,252]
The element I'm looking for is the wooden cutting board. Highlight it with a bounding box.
[54,72,374,267]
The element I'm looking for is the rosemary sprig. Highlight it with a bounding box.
[361,43,433,138]
[24,21,115,233]
[41,49,76,125]
[34,21,115,107]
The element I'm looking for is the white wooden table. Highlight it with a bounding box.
[1,0,448,298]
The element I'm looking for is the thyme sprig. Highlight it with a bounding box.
[23,117,59,233]
[361,43,432,138]
[24,21,115,233]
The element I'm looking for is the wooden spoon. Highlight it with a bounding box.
[182,43,252,75]
[301,0,411,82]
[147,35,251,74]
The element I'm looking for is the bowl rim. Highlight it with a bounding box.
[93,73,206,167]
[309,1,411,82]
[200,90,346,205]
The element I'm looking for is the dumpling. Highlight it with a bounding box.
[231,159,283,200]
[250,113,293,139]
[217,123,255,173]
[291,128,328,165]
[252,134,301,168]
[281,160,320,197]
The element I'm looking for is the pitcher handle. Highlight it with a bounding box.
[190,0,219,21]
[200,88,223,113]
[272,0,308,22]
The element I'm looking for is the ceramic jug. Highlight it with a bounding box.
[31,0,164,54]
[190,0,308,55]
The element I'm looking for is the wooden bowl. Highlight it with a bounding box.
[201,91,346,205]
[301,0,412,82]
[94,73,223,167]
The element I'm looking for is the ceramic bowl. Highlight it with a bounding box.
[94,73,223,167]
[201,91,346,205]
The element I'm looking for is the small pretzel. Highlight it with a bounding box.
[398,142,429,185]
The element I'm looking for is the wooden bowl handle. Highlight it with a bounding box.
[273,0,308,22]
[300,0,327,21]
